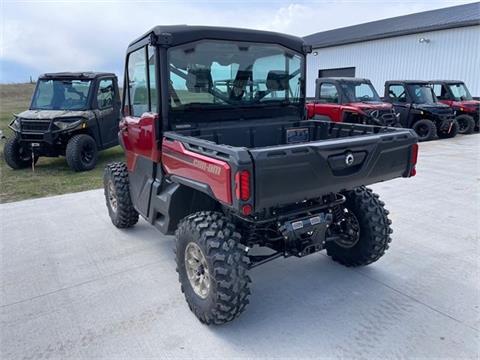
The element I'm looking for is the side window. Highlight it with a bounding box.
[319,83,339,103]
[148,46,157,112]
[432,84,448,99]
[34,80,54,107]
[388,85,406,102]
[97,79,114,109]
[128,47,148,117]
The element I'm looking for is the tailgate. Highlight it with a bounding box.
[249,129,417,210]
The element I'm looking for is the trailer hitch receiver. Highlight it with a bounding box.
[279,212,333,257]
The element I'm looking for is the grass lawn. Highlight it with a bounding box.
[0,83,125,203]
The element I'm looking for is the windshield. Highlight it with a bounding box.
[341,82,380,102]
[448,83,472,101]
[31,79,92,110]
[408,84,437,104]
[168,40,303,109]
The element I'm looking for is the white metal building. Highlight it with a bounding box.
[304,2,480,97]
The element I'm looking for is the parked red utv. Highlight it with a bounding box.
[104,25,418,325]
[430,80,479,134]
[307,78,400,127]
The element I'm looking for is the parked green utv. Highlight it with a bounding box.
[4,72,121,171]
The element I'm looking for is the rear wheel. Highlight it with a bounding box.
[412,119,437,141]
[326,187,392,267]
[456,115,475,134]
[438,120,458,139]
[104,162,139,228]
[66,134,98,172]
[176,211,251,325]
[3,137,38,169]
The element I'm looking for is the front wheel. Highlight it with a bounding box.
[326,187,392,267]
[176,211,251,325]
[456,115,475,134]
[66,134,98,172]
[3,137,38,169]
[103,162,139,228]
[438,120,458,139]
[412,119,437,141]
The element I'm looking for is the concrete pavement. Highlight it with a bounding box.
[1,134,479,359]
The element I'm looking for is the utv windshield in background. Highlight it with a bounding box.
[448,83,473,101]
[341,82,380,102]
[31,79,92,110]
[168,40,303,109]
[408,84,437,104]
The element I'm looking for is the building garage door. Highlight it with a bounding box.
[318,67,356,78]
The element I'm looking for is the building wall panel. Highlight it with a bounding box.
[306,26,480,96]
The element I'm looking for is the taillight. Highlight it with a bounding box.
[235,170,250,201]
[410,143,419,177]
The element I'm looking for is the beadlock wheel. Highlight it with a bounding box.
[107,180,118,213]
[184,242,211,299]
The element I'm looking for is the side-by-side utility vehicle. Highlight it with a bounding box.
[104,26,418,325]
[430,80,479,134]
[306,77,400,127]
[4,72,121,171]
[383,80,458,141]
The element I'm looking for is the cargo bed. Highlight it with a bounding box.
[164,120,418,211]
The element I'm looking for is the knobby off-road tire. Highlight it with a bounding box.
[455,115,475,134]
[326,187,392,267]
[412,119,437,141]
[437,120,459,139]
[175,211,251,325]
[3,137,38,169]
[66,134,98,172]
[104,162,139,228]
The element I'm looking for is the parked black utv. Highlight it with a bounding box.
[4,72,121,171]
[383,81,458,141]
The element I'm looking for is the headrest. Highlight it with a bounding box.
[266,70,289,91]
[186,68,212,93]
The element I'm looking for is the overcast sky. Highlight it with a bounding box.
[0,0,477,83]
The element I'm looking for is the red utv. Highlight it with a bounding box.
[430,81,479,134]
[103,25,418,325]
[306,78,400,127]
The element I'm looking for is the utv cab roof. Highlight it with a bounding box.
[39,72,116,80]
[127,25,308,54]
[385,80,430,85]
[316,77,372,83]
[429,80,465,84]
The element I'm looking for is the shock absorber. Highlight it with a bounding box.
[332,204,344,223]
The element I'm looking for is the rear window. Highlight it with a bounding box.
[318,83,338,103]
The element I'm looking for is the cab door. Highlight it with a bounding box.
[386,83,410,127]
[121,45,160,217]
[95,77,121,148]
[432,83,453,106]
[315,82,341,122]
